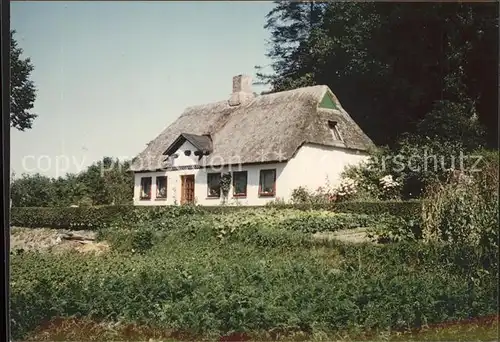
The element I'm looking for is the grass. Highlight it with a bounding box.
[385,314,499,341]
[24,315,499,341]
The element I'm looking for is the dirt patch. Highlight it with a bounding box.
[10,227,109,255]
[313,227,372,244]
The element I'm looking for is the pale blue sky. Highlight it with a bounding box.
[10,1,274,178]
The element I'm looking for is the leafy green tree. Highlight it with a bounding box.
[78,157,133,205]
[51,174,90,207]
[10,30,37,131]
[10,158,133,207]
[10,173,54,207]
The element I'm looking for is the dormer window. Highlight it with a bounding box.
[328,121,342,141]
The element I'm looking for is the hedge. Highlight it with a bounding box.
[276,200,421,217]
[10,201,421,230]
[9,205,204,230]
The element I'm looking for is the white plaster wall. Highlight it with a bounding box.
[133,144,369,206]
[278,143,369,199]
[171,141,200,167]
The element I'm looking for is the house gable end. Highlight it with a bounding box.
[165,140,201,168]
[163,133,212,157]
[163,135,187,157]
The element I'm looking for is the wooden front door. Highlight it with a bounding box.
[181,175,195,204]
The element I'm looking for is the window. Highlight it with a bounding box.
[140,177,152,200]
[232,171,248,197]
[328,121,342,141]
[259,169,276,196]
[156,176,167,199]
[207,173,221,198]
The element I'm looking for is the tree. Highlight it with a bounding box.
[256,1,327,91]
[10,158,134,207]
[259,2,499,147]
[10,29,37,131]
[10,173,54,207]
[78,157,133,205]
[413,100,486,150]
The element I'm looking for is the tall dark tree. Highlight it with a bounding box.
[259,2,498,147]
[10,29,37,131]
[256,1,327,91]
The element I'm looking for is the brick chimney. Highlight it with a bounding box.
[228,74,255,106]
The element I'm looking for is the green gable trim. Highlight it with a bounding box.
[319,93,339,110]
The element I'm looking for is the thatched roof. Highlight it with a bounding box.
[131,84,375,172]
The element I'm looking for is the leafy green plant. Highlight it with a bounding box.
[366,214,421,243]
[421,158,498,256]
[278,212,377,234]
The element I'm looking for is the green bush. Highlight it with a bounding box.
[104,226,155,254]
[9,206,129,230]
[366,214,422,243]
[290,186,333,204]
[10,201,421,229]
[277,212,376,234]
[263,201,421,218]
[421,155,499,259]
[10,204,206,230]
[333,200,420,217]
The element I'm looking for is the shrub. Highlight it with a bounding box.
[11,201,422,229]
[290,186,332,205]
[366,214,421,243]
[333,200,420,217]
[278,212,376,234]
[10,206,128,230]
[104,226,155,254]
[342,146,397,200]
[10,205,206,230]
[378,175,402,200]
[421,157,499,256]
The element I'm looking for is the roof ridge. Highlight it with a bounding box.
[181,85,328,116]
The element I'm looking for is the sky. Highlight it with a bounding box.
[10,1,275,178]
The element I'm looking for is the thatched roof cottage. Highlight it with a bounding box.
[131,75,375,205]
